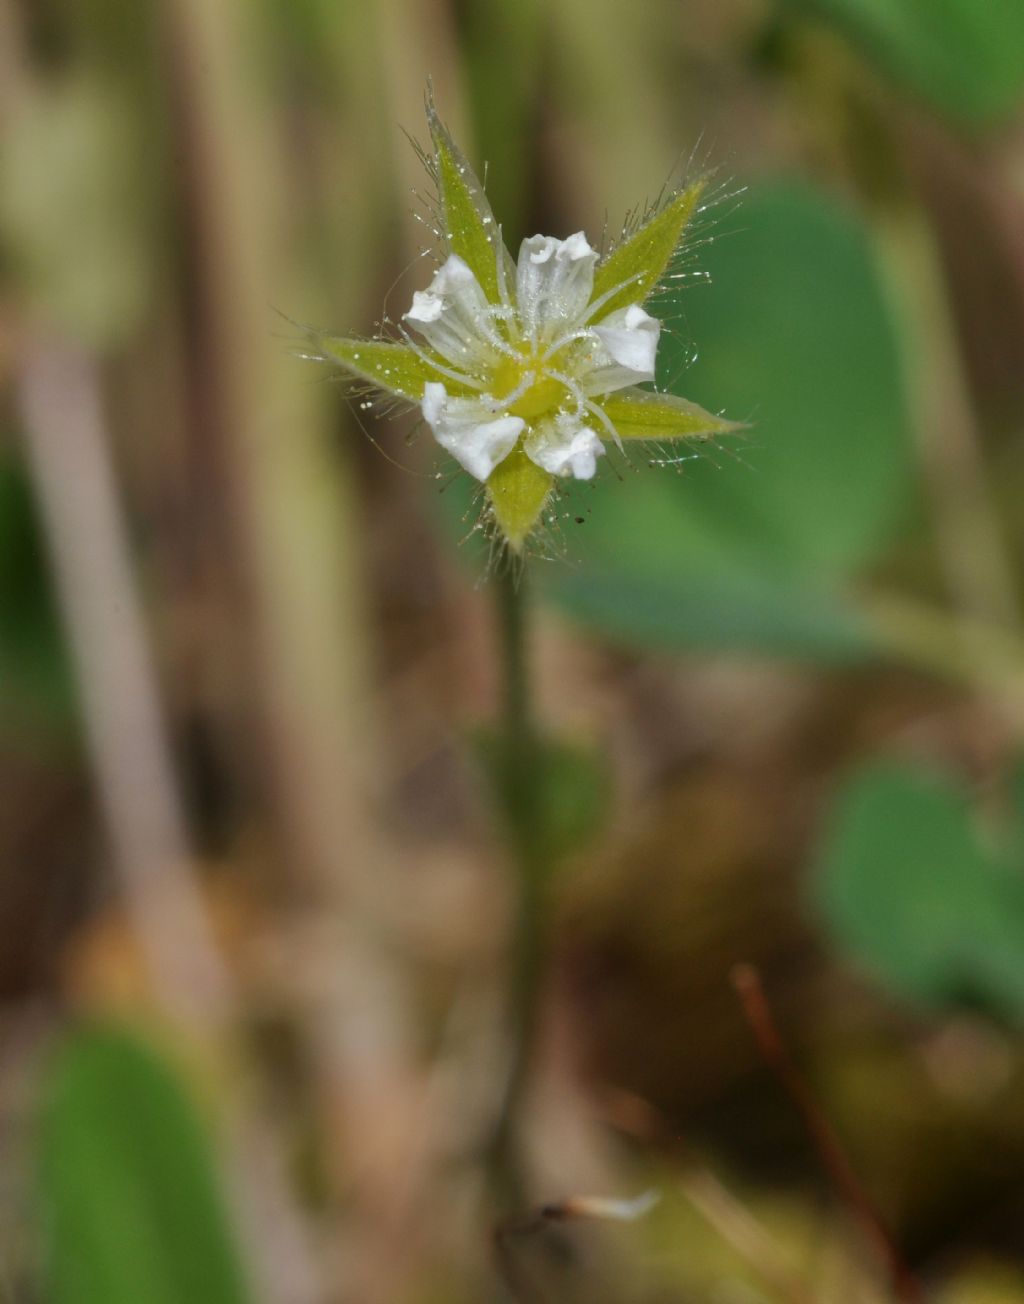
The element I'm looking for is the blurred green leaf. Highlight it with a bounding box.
[653,180,912,579]
[0,454,76,729]
[474,727,611,864]
[37,1026,251,1304]
[0,78,157,347]
[788,0,1024,127]
[548,566,876,661]
[542,180,912,656]
[813,762,1024,1021]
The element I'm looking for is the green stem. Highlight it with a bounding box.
[488,559,549,1209]
[498,560,533,803]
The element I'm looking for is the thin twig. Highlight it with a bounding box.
[16,341,233,1032]
[594,1086,814,1304]
[681,1167,816,1304]
[730,964,924,1304]
[494,1191,658,1303]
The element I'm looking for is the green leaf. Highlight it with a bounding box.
[546,566,876,661]
[814,763,1024,1021]
[426,96,508,305]
[601,388,740,442]
[789,0,1024,127]
[37,1025,252,1304]
[651,180,914,580]
[539,180,913,658]
[317,336,468,400]
[0,452,76,733]
[590,183,705,322]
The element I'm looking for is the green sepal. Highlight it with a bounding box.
[317,336,470,401]
[426,96,509,305]
[590,181,705,321]
[486,445,554,551]
[601,387,740,441]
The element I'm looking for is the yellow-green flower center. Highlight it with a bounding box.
[491,356,569,421]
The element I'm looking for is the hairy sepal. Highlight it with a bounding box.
[426,99,511,306]
[317,336,472,401]
[602,387,740,440]
[591,182,705,322]
[486,445,554,551]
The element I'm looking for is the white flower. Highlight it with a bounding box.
[403,237,662,484]
[317,99,736,549]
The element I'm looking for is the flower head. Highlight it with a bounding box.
[317,95,738,551]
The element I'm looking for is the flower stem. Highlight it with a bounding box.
[488,559,549,1209]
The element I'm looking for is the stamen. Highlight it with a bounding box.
[478,308,524,361]
[494,226,513,309]
[577,273,646,326]
[539,328,594,362]
[584,398,624,452]
[481,370,536,412]
[546,368,588,416]
[547,367,623,450]
[398,327,487,391]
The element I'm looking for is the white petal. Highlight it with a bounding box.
[516,232,598,343]
[421,382,524,482]
[576,304,662,396]
[406,290,444,323]
[526,413,605,481]
[592,304,660,378]
[404,254,499,371]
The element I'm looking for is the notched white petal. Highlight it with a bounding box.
[516,232,598,343]
[422,382,524,482]
[592,304,660,379]
[406,290,444,323]
[579,303,662,395]
[403,254,500,370]
[526,413,605,481]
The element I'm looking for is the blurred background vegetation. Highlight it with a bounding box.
[3,0,1024,1300]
